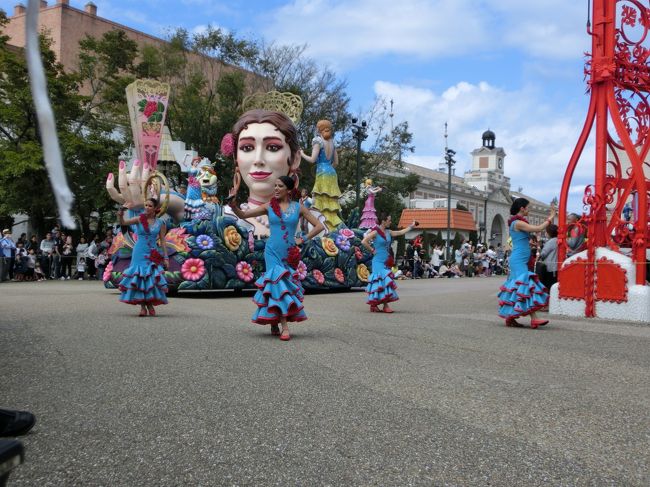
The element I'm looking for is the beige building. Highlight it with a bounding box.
[399,130,552,247]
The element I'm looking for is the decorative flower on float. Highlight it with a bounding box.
[334,268,345,283]
[339,228,355,240]
[335,234,351,251]
[356,263,369,282]
[181,258,206,281]
[223,226,242,251]
[312,269,325,285]
[321,237,339,256]
[354,246,363,261]
[102,261,114,282]
[236,261,254,282]
[295,261,308,281]
[196,234,214,250]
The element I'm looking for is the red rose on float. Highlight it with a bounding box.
[220,133,235,157]
[143,100,158,118]
[334,268,345,283]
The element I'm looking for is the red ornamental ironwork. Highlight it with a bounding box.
[559,0,649,317]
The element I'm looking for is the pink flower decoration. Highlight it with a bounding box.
[102,261,113,282]
[334,268,345,284]
[181,258,206,281]
[339,228,355,239]
[236,261,254,282]
[354,246,363,261]
[296,261,307,281]
[220,133,235,157]
[312,269,325,285]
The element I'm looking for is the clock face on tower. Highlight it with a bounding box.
[497,157,503,169]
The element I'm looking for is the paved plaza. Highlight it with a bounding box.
[1,278,649,485]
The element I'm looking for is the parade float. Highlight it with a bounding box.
[103,80,374,292]
[551,0,650,322]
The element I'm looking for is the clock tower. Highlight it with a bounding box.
[464,129,510,192]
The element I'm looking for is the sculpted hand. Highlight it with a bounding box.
[106,159,151,209]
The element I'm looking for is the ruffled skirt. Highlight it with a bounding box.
[312,172,342,229]
[366,267,399,306]
[497,271,548,319]
[119,262,168,306]
[252,264,307,325]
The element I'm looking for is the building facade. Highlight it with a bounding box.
[399,130,552,247]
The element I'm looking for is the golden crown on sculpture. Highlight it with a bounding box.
[241,91,304,124]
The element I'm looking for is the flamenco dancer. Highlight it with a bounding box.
[361,213,417,313]
[117,198,169,316]
[230,176,324,340]
[300,119,343,230]
[498,198,556,328]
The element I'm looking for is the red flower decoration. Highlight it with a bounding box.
[269,197,282,218]
[147,249,164,266]
[385,255,395,268]
[287,245,301,269]
[143,100,158,118]
[139,213,149,232]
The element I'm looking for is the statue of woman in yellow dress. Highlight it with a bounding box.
[300,120,343,230]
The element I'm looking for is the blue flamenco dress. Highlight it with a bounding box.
[498,220,549,319]
[252,202,307,325]
[119,218,168,306]
[366,228,399,306]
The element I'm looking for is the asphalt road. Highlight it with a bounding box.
[1,278,649,486]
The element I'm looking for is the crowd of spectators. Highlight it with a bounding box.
[0,226,114,283]
[394,240,509,280]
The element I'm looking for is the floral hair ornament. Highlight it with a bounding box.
[220,133,235,157]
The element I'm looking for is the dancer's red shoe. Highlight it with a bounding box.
[530,319,548,329]
[279,330,291,341]
[382,305,394,314]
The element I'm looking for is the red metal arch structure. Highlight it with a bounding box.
[558,0,649,317]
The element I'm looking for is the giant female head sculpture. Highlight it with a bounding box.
[232,109,301,204]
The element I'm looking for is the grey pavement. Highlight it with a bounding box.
[1,277,649,486]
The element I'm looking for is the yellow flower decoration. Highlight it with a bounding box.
[224,226,242,251]
[321,237,339,256]
[356,263,369,282]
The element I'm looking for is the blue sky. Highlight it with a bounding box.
[2,0,598,208]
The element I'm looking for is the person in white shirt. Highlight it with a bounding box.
[431,245,443,273]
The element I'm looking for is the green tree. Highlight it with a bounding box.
[0,15,137,235]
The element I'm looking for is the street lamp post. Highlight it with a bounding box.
[445,148,456,261]
[351,118,368,210]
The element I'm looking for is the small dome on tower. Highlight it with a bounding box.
[482,129,495,149]
[482,129,495,141]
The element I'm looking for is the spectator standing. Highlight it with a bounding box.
[75,236,89,280]
[14,242,27,281]
[86,236,100,279]
[25,248,36,281]
[539,224,559,290]
[39,233,56,279]
[26,235,39,252]
[431,245,443,274]
[60,236,75,279]
[1,229,16,281]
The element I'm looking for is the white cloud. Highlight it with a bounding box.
[374,79,594,206]
[262,0,489,67]
[261,0,587,65]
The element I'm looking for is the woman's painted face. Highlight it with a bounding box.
[274,179,289,200]
[237,122,292,201]
[144,200,156,214]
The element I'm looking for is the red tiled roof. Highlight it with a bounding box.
[399,208,476,231]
